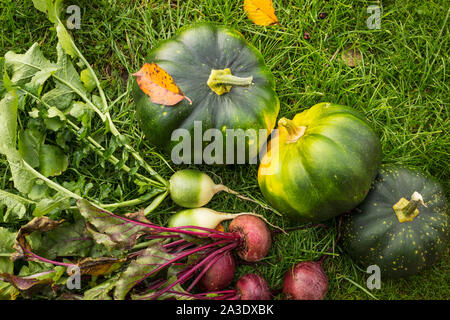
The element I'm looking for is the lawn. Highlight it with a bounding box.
[0,0,448,300]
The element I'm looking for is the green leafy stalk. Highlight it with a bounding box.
[32,0,167,187]
[18,85,164,188]
[0,189,36,221]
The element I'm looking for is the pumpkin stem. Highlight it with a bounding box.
[393,191,426,223]
[278,118,307,143]
[207,68,253,95]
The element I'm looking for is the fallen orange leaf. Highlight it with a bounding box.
[244,0,280,26]
[133,63,192,106]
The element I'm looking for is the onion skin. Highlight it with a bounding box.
[199,252,236,291]
[236,274,272,300]
[228,215,271,262]
[282,261,328,300]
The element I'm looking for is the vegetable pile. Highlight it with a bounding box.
[0,0,448,301]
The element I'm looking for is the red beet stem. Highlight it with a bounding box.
[146,234,181,239]
[150,242,239,300]
[171,242,196,254]
[23,247,75,268]
[137,239,233,286]
[163,238,188,249]
[186,249,231,291]
[97,206,239,240]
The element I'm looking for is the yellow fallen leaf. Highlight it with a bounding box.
[244,0,280,27]
[133,63,192,106]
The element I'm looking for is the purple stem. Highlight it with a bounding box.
[146,279,166,291]
[163,239,187,249]
[171,242,196,254]
[146,234,181,239]
[195,289,236,296]
[186,249,230,292]
[164,290,237,300]
[151,242,239,300]
[23,247,74,268]
[175,225,234,238]
[97,208,239,240]
[214,292,239,300]
[134,239,233,287]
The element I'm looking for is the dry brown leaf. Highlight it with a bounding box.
[342,46,362,67]
[75,257,126,276]
[0,273,53,291]
[11,216,64,261]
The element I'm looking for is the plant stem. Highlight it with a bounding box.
[405,192,426,216]
[58,20,168,187]
[186,249,229,292]
[23,247,74,268]
[162,238,187,249]
[143,190,169,216]
[132,237,178,251]
[95,204,240,240]
[19,87,165,189]
[207,68,253,95]
[135,240,233,290]
[68,190,162,210]
[151,242,239,299]
[278,118,306,143]
[66,119,164,188]
[24,159,160,211]
[22,160,83,200]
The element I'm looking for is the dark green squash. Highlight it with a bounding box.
[258,103,382,223]
[342,166,449,278]
[132,23,279,164]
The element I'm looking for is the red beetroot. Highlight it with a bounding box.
[282,261,328,300]
[236,274,272,300]
[228,215,271,262]
[198,252,236,291]
[30,203,275,300]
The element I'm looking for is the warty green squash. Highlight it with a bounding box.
[342,166,448,278]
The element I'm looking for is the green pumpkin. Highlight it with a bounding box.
[342,167,449,278]
[132,23,279,164]
[258,102,382,223]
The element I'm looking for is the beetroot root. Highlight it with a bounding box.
[198,252,236,291]
[228,214,271,262]
[236,274,272,300]
[282,261,328,300]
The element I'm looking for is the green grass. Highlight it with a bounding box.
[0,0,449,300]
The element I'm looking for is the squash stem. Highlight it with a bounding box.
[207,68,253,95]
[393,191,426,222]
[278,118,306,143]
[405,192,426,216]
